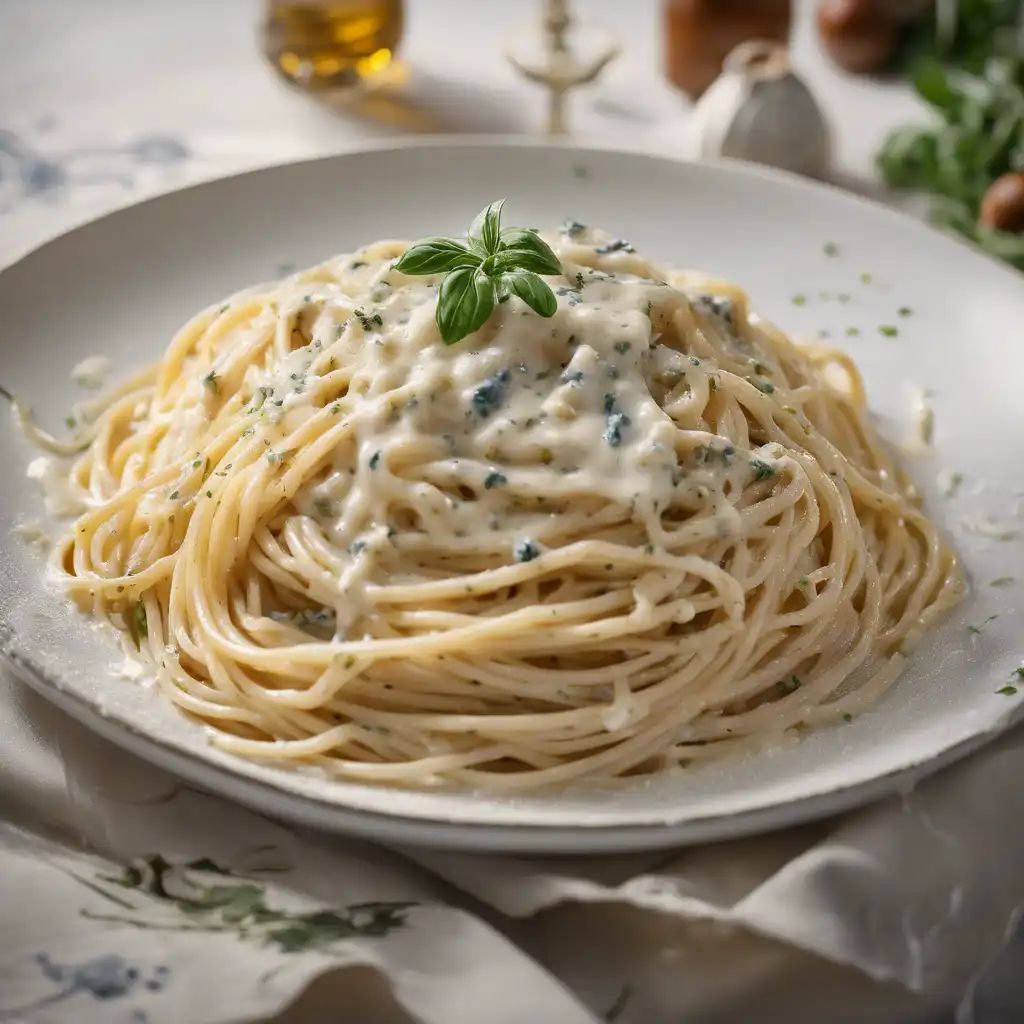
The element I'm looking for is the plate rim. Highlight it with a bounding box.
[3,643,1010,854]
[3,138,1023,852]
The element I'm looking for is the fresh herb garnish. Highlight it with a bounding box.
[368,450,382,470]
[748,377,775,394]
[996,685,1018,696]
[202,370,220,394]
[967,614,998,634]
[602,393,631,448]
[824,242,839,257]
[898,306,913,317]
[393,200,562,345]
[879,325,899,337]
[484,471,507,489]
[595,238,635,255]
[791,294,807,306]
[750,459,775,480]
[472,370,510,418]
[513,538,541,562]
[127,600,148,651]
[990,576,1015,587]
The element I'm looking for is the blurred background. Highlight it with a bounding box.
[1,0,1021,270]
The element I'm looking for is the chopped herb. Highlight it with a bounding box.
[708,377,718,393]
[169,490,179,500]
[562,218,587,238]
[330,404,340,414]
[561,370,584,385]
[898,307,913,317]
[567,334,579,348]
[368,450,382,470]
[471,369,509,418]
[575,271,585,289]
[313,497,334,517]
[967,615,998,634]
[693,295,734,324]
[996,686,1018,696]
[1015,667,1024,680]
[750,459,775,480]
[990,577,1015,587]
[860,272,872,284]
[241,426,255,437]
[780,676,802,693]
[202,370,220,394]
[614,341,631,354]
[791,294,807,306]
[303,294,312,302]
[484,471,507,489]
[205,489,212,498]
[595,238,635,255]
[351,260,367,269]
[824,242,839,257]
[748,377,775,394]
[513,539,540,562]
[127,601,148,651]
[879,325,898,337]
[602,393,631,448]
[799,575,809,586]
[64,415,76,429]
[846,327,861,337]
[843,713,853,723]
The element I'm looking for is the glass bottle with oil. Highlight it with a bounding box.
[262,0,404,93]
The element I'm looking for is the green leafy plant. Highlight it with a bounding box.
[878,5,1024,270]
[393,200,563,345]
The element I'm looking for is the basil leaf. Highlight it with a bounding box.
[468,200,505,256]
[393,238,480,276]
[498,229,562,275]
[502,271,557,318]
[491,244,561,279]
[436,267,496,345]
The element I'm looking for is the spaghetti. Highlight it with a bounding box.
[45,222,963,789]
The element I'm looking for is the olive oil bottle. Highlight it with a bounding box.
[262,0,404,92]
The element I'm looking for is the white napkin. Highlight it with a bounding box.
[3,670,1024,1024]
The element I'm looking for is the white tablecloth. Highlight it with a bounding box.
[2,3,1023,1022]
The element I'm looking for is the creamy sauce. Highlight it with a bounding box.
[26,456,85,517]
[259,230,774,587]
[71,355,112,390]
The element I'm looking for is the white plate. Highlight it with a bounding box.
[2,139,1023,854]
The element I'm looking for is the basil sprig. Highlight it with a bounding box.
[393,200,563,345]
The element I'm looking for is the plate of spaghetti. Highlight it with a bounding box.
[1,140,1021,853]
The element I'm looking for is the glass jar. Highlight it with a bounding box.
[262,0,404,93]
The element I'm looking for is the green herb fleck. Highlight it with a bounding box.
[846,327,861,337]
[879,325,899,337]
[898,306,913,317]
[996,685,1018,696]
[749,377,775,394]
[127,601,148,651]
[990,577,1015,587]
[202,370,220,394]
[368,450,382,470]
[750,459,775,480]
[967,614,998,634]
[484,471,507,489]
[514,539,541,563]
[791,294,807,306]
[843,713,853,723]
[860,273,872,284]
[824,242,839,257]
